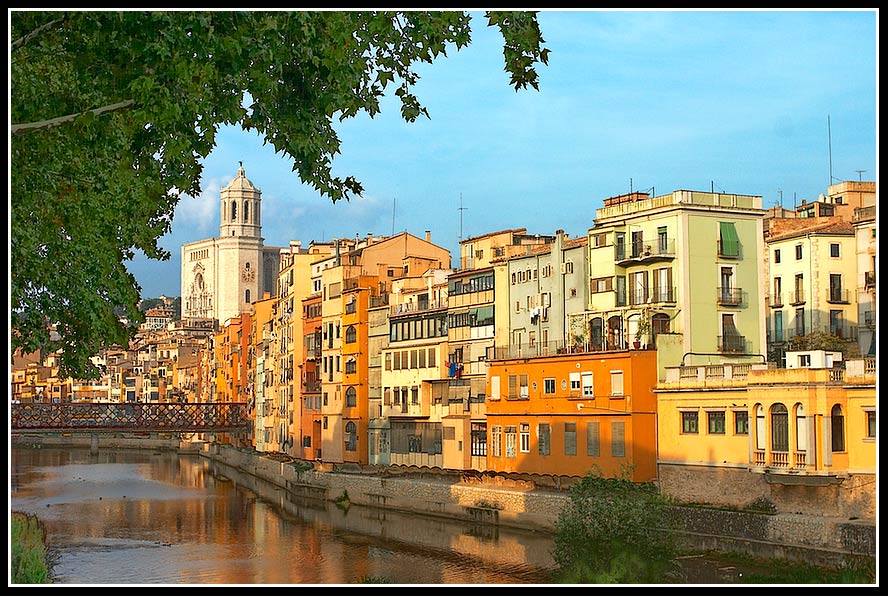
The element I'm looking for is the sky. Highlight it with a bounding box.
[127,9,878,299]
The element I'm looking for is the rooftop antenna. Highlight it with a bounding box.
[855,170,866,182]
[458,192,467,244]
[391,197,396,236]
[776,189,783,209]
[629,178,633,194]
[828,115,834,185]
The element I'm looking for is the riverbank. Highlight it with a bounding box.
[11,434,875,573]
[11,512,51,584]
[197,442,875,572]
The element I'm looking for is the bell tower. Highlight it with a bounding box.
[219,161,262,238]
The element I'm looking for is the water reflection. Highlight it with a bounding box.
[11,447,556,585]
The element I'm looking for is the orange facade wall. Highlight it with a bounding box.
[486,349,658,482]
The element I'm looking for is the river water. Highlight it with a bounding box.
[11,446,560,585]
[11,446,763,585]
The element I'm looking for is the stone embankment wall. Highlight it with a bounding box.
[202,444,875,566]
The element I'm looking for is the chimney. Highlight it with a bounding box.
[425,230,431,243]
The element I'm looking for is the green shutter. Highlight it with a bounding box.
[720,222,740,257]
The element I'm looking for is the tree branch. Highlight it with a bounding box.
[11,100,136,135]
[11,17,65,51]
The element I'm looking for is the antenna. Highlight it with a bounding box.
[828,115,833,185]
[458,192,468,244]
[855,170,866,182]
[391,198,396,236]
[776,189,783,209]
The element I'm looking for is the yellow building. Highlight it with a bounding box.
[573,189,766,379]
[766,218,859,364]
[656,350,876,518]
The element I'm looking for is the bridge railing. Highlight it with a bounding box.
[11,402,250,432]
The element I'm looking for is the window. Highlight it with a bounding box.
[795,404,807,451]
[519,423,530,453]
[491,426,502,457]
[245,289,251,303]
[569,372,580,393]
[795,244,803,260]
[681,411,699,434]
[755,405,765,450]
[830,243,840,258]
[734,411,749,435]
[345,386,356,407]
[538,423,550,456]
[345,325,357,344]
[831,404,845,452]
[543,378,556,395]
[581,372,594,397]
[345,421,357,451]
[719,222,740,257]
[771,404,789,452]
[773,249,781,263]
[610,371,624,396]
[611,421,625,457]
[490,375,500,400]
[795,308,806,336]
[708,411,726,434]
[865,410,876,438]
[505,426,517,458]
[508,374,529,399]
[564,422,577,455]
[586,422,600,456]
[471,423,487,456]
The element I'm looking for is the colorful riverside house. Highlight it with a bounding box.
[765,218,859,366]
[570,189,766,379]
[485,348,659,481]
[300,293,324,460]
[250,295,276,452]
[340,273,379,465]
[501,230,589,355]
[320,231,451,464]
[376,269,452,467]
[275,240,333,457]
[852,202,877,358]
[655,350,876,518]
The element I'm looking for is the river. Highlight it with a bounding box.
[11,446,560,585]
[11,446,768,585]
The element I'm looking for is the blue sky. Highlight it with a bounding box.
[129,9,878,299]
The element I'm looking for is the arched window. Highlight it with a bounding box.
[245,262,250,270]
[794,404,807,451]
[243,201,249,223]
[231,200,237,221]
[245,289,251,303]
[345,325,357,344]
[590,317,604,350]
[755,405,766,450]
[345,386,357,407]
[770,403,788,452]
[831,404,845,452]
[652,313,670,336]
[345,421,357,451]
[607,316,623,350]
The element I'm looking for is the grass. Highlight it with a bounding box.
[692,550,876,584]
[11,511,52,584]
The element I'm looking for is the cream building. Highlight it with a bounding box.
[181,163,283,324]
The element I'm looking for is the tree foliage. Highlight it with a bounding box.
[552,469,678,584]
[10,11,548,378]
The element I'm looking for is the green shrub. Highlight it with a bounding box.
[552,469,678,583]
[11,512,51,584]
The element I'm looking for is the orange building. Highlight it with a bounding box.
[300,294,324,460]
[340,275,378,464]
[486,349,659,482]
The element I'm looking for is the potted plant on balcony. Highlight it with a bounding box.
[634,308,651,349]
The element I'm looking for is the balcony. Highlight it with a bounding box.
[650,286,676,304]
[717,287,743,307]
[864,310,876,328]
[767,293,783,308]
[390,300,448,317]
[718,335,748,354]
[789,290,805,306]
[826,288,851,304]
[716,240,743,259]
[615,239,676,264]
[864,271,876,291]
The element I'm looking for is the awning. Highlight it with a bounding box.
[719,222,740,257]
